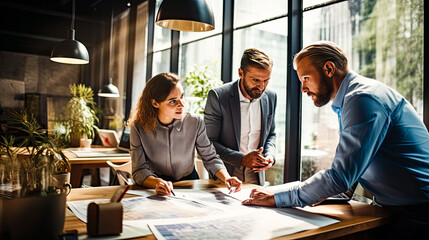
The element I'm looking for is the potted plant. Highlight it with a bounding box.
[64,83,99,147]
[49,129,72,190]
[0,111,70,239]
[184,63,223,115]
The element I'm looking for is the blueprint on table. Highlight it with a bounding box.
[67,188,339,240]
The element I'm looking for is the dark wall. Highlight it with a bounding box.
[0,0,144,133]
[0,0,114,130]
[0,0,107,57]
[0,51,81,129]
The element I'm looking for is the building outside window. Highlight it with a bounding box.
[233,0,288,185]
[300,0,424,181]
[138,0,425,185]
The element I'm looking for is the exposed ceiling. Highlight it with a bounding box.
[0,0,136,56]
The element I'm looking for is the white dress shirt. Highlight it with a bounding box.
[235,82,262,184]
[238,83,262,154]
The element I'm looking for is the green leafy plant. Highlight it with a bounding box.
[0,113,69,240]
[64,84,99,146]
[184,63,223,115]
[0,111,71,196]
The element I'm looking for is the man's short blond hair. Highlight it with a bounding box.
[293,41,349,72]
[240,48,273,73]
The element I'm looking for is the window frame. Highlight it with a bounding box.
[133,0,427,184]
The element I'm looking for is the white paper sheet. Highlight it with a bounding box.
[148,207,339,240]
[68,188,339,240]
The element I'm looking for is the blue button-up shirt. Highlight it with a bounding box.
[274,71,429,207]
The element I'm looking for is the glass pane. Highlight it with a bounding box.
[301,0,424,181]
[153,0,171,51]
[152,49,171,77]
[180,0,223,44]
[179,35,222,79]
[303,0,331,9]
[179,35,222,114]
[234,0,287,28]
[233,18,288,185]
[131,1,149,113]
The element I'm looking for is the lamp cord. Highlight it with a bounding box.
[109,8,114,79]
[71,0,75,30]
[110,8,114,61]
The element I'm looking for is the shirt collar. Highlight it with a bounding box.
[331,71,357,113]
[156,116,184,131]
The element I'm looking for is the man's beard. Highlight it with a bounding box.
[243,79,264,99]
[313,72,333,107]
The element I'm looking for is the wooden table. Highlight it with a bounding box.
[63,147,130,188]
[64,180,391,239]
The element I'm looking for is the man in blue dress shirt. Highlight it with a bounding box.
[243,41,429,239]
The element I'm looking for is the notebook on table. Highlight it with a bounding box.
[69,127,131,158]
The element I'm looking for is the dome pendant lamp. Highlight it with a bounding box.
[156,0,215,32]
[98,77,120,98]
[99,9,119,98]
[50,0,89,64]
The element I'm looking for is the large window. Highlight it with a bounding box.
[233,2,288,185]
[234,0,287,28]
[152,0,171,76]
[131,1,149,110]
[178,0,223,113]
[140,0,425,186]
[300,0,424,181]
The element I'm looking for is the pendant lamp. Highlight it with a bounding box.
[50,0,89,64]
[98,78,120,98]
[156,0,215,32]
[99,10,119,98]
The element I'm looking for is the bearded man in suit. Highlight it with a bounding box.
[204,48,277,185]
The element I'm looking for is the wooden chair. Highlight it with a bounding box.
[106,161,134,185]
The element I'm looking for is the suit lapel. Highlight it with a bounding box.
[230,81,241,148]
[259,93,268,148]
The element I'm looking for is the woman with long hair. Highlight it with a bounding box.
[128,73,242,195]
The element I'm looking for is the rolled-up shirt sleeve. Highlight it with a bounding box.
[274,94,390,207]
[130,123,156,185]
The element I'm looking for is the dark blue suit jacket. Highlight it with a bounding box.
[204,80,277,185]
